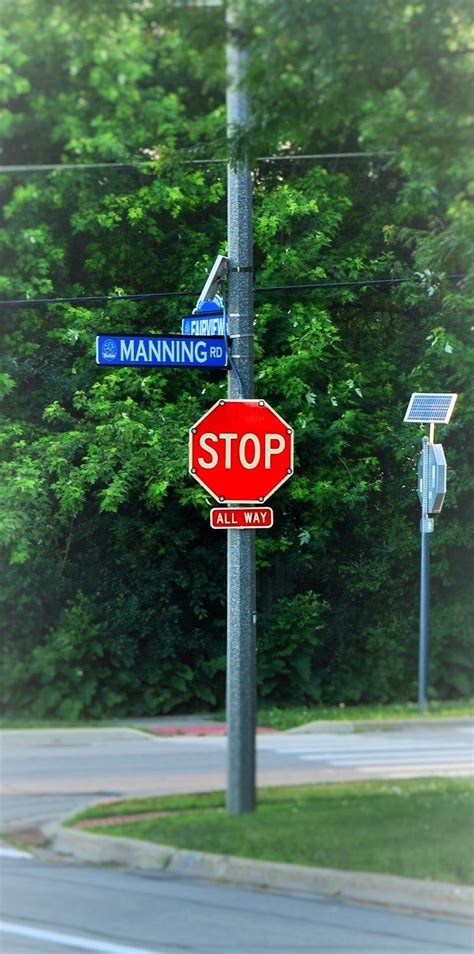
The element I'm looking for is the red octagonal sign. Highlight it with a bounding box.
[189,399,294,503]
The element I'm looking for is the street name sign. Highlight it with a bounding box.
[96,334,227,368]
[189,399,294,503]
[210,507,273,529]
[181,313,226,336]
[182,298,226,336]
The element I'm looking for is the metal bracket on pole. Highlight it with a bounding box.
[195,254,228,310]
[420,517,434,534]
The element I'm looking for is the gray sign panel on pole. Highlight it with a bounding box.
[417,443,447,514]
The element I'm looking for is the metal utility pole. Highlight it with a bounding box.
[225,0,256,814]
[418,435,431,713]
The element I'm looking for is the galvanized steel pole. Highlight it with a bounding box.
[418,436,431,713]
[226,0,256,814]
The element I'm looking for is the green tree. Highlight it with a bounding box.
[1,0,472,716]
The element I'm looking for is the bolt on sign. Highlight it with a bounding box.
[189,399,294,503]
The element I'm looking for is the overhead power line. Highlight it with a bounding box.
[0,275,466,309]
[206,152,396,163]
[0,152,396,174]
[0,162,137,173]
[0,290,194,308]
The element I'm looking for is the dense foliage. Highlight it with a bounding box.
[1,0,473,717]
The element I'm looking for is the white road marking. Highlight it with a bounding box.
[0,845,31,859]
[258,732,474,777]
[0,920,165,954]
[165,729,474,779]
[304,753,474,765]
[358,767,474,778]
[279,745,471,755]
[266,740,472,752]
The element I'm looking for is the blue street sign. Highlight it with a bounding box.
[182,298,227,336]
[181,312,226,336]
[96,335,228,368]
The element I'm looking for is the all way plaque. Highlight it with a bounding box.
[210,507,274,529]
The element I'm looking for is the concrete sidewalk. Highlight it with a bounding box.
[44,820,474,923]
[288,715,474,733]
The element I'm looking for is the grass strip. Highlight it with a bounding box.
[1,699,472,731]
[253,700,474,731]
[68,777,474,885]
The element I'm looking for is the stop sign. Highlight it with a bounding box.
[189,399,294,503]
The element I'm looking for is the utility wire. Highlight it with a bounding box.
[0,152,395,174]
[0,163,137,173]
[0,275,466,309]
[204,152,396,163]
[0,290,194,308]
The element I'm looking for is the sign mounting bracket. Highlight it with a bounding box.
[195,255,228,311]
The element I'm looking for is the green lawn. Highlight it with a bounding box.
[1,699,472,730]
[4,699,473,731]
[69,777,474,885]
[254,700,474,730]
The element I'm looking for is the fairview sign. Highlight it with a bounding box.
[181,312,226,337]
[211,507,273,529]
[189,399,294,503]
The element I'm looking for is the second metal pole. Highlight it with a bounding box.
[418,527,430,713]
[418,436,431,713]
[226,0,256,815]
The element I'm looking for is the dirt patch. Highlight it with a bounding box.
[73,805,224,828]
[144,724,277,736]
[73,810,173,828]
[7,828,49,848]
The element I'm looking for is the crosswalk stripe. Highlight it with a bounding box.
[358,767,474,778]
[299,753,474,765]
[268,744,472,755]
[339,762,473,771]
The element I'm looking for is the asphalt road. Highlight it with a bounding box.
[1,724,473,953]
[1,854,472,954]
[1,723,473,831]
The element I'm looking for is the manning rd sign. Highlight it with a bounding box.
[96,334,227,368]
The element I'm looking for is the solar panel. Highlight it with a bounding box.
[404,393,458,424]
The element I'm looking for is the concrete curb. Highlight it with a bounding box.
[44,822,474,922]
[288,716,474,733]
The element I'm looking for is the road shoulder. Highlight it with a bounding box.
[43,820,474,923]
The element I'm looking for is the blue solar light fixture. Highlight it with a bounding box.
[404,392,458,713]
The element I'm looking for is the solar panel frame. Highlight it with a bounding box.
[404,393,457,424]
